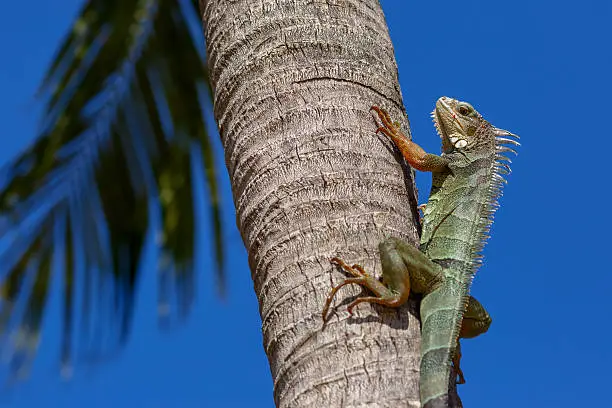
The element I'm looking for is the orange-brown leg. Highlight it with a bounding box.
[346,294,405,316]
[417,203,427,225]
[322,277,373,320]
[324,257,399,320]
[351,263,368,277]
[453,342,466,384]
[370,106,449,172]
[330,257,367,277]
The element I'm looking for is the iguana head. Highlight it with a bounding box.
[432,96,519,156]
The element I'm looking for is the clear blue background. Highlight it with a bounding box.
[1,1,610,407]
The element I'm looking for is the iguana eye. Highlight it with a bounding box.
[457,104,472,116]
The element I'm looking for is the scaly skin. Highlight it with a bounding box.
[323,97,519,407]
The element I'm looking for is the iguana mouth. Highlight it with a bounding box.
[439,97,466,133]
[432,97,457,152]
[432,108,445,139]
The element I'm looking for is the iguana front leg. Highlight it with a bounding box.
[371,106,449,173]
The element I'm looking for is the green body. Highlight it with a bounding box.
[417,148,500,407]
[323,98,519,407]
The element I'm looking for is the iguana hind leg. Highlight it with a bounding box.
[323,238,445,319]
[452,342,466,385]
[460,296,492,339]
[325,239,492,386]
[453,295,492,384]
[323,258,399,320]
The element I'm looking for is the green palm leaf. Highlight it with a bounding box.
[0,0,223,379]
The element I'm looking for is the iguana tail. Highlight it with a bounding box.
[419,281,467,408]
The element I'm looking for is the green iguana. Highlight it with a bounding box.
[322,97,519,407]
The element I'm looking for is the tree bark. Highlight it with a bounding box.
[202,1,426,406]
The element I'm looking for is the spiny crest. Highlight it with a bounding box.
[454,122,519,345]
[469,125,520,273]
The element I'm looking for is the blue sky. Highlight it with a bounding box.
[1,1,610,407]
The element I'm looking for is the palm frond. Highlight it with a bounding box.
[0,0,223,379]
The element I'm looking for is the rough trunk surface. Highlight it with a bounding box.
[202,1,432,406]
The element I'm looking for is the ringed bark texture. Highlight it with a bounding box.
[202,1,426,406]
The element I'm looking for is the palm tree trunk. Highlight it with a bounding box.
[201,1,438,406]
